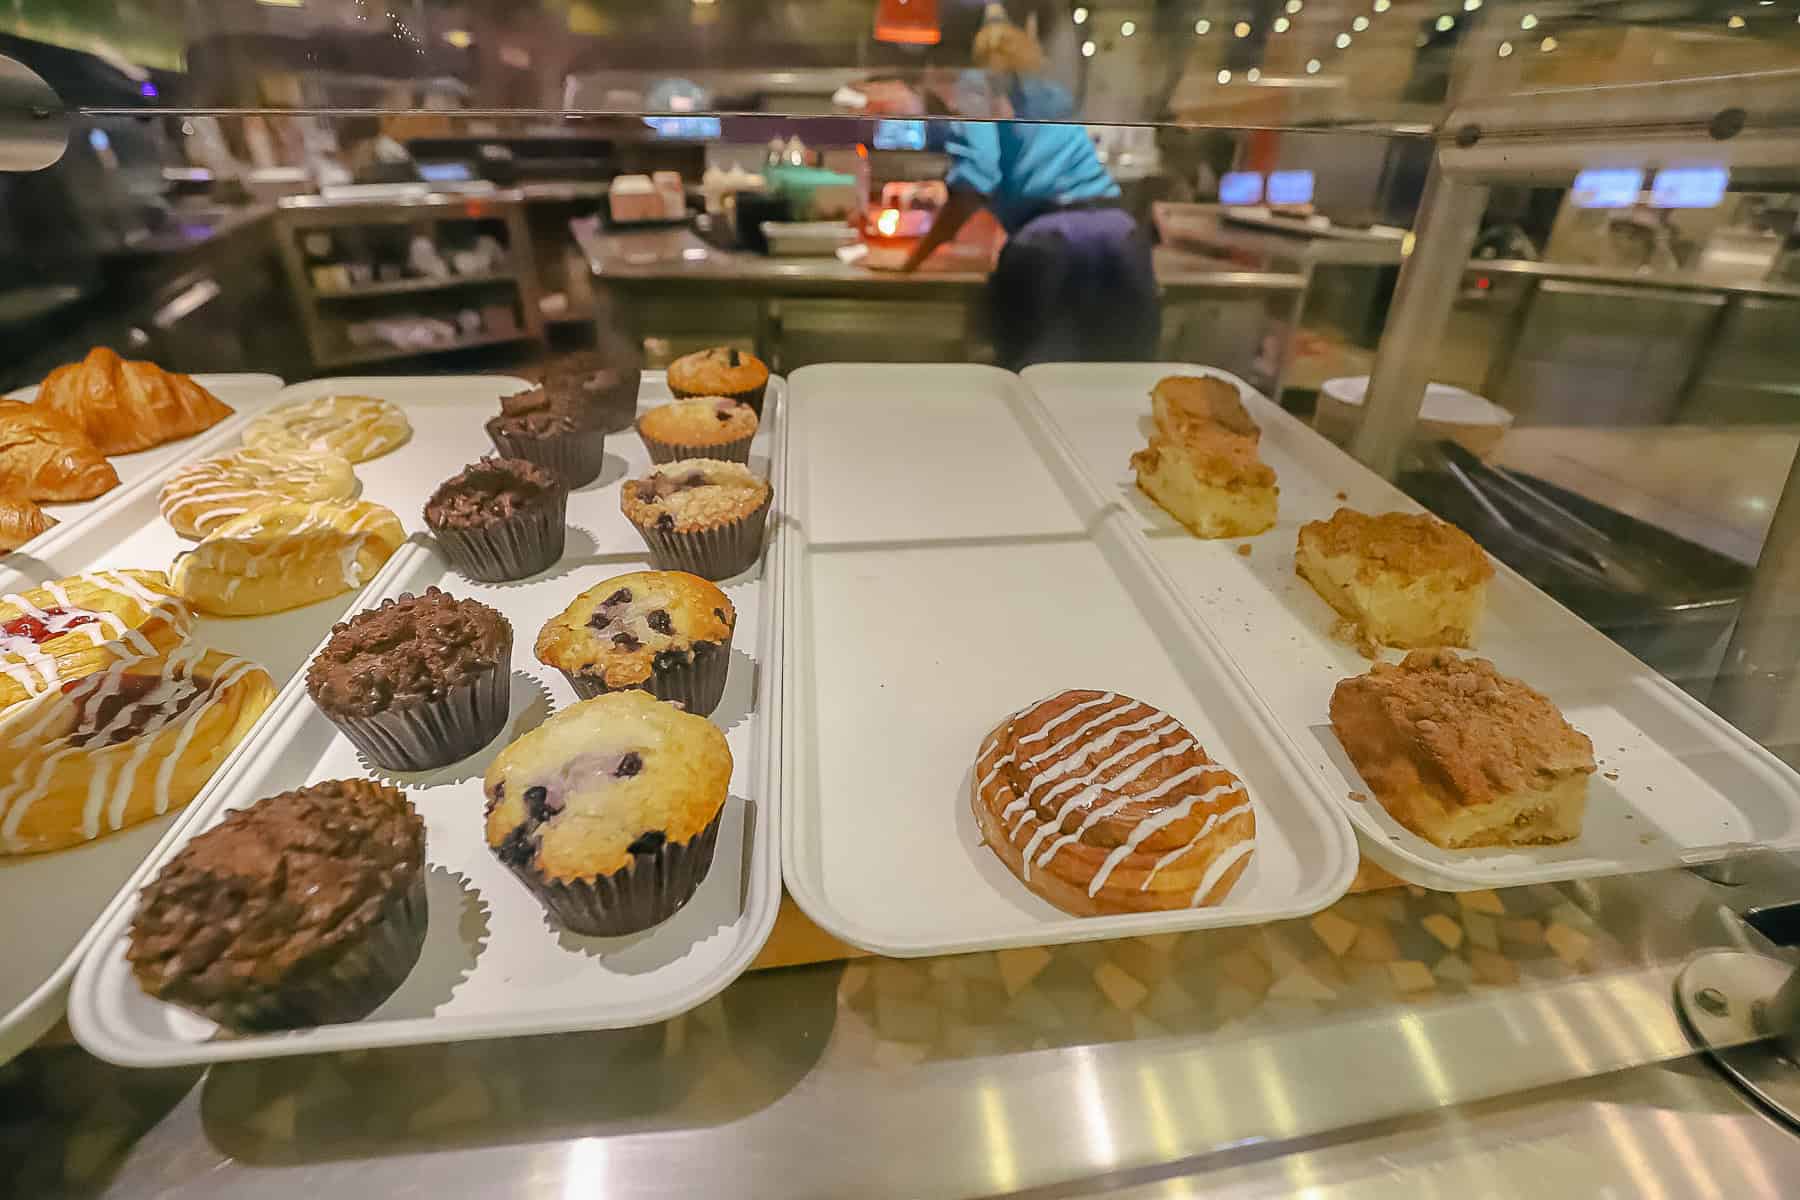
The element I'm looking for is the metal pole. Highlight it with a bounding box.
[1713,446,1800,750]
[1346,162,1488,479]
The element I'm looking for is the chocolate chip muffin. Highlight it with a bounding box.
[666,347,769,416]
[425,457,567,582]
[307,587,513,771]
[542,343,641,433]
[536,570,736,713]
[486,387,607,487]
[620,459,772,580]
[484,690,731,935]
[636,398,757,465]
[127,779,426,1031]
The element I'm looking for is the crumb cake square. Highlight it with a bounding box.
[1152,375,1260,443]
[1330,649,1595,850]
[1296,508,1493,650]
[1131,430,1277,538]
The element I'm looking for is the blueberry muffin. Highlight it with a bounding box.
[536,570,736,713]
[620,459,772,580]
[542,339,641,433]
[484,690,732,935]
[666,347,769,416]
[307,588,513,771]
[636,398,757,465]
[486,387,607,487]
[127,779,426,1030]
[425,457,568,582]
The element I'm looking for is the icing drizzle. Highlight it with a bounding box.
[975,692,1255,906]
[0,572,186,699]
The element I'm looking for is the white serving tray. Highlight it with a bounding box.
[71,376,786,1065]
[0,372,523,1063]
[1024,361,1800,890]
[7,373,285,534]
[780,364,1356,956]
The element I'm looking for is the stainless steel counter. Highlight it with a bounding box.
[1468,258,1800,304]
[12,855,1800,1197]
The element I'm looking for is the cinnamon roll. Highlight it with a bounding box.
[973,690,1256,917]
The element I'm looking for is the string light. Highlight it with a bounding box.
[1498,40,1513,55]
[1217,68,1232,83]
[1373,0,1390,10]
[1540,34,1558,49]
[1435,14,1455,30]
[1305,58,1321,72]
[1520,13,1538,28]
[1247,67,1262,81]
[1081,39,1096,55]
[1274,16,1290,32]
[1286,0,1303,12]
[1336,31,1353,46]
[1464,0,1482,10]
[1234,21,1251,36]
[1120,19,1136,35]
[1353,16,1369,30]
[1727,14,1745,27]
[1073,6,1088,23]
[1194,18,1211,34]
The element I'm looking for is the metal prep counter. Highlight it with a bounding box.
[576,224,1305,387]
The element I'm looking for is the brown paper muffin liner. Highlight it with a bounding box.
[557,634,732,715]
[633,491,771,581]
[486,420,608,488]
[327,628,514,771]
[192,871,428,1032]
[509,808,724,937]
[670,378,768,419]
[430,487,568,582]
[639,429,754,466]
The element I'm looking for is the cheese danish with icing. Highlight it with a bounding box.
[0,570,193,712]
[170,498,405,616]
[159,445,357,539]
[242,394,412,464]
[0,646,274,855]
[973,690,1256,917]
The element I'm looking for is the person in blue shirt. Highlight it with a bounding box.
[901,15,1160,369]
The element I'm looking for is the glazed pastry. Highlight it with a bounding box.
[159,445,357,539]
[1330,649,1595,849]
[0,496,55,551]
[424,457,567,582]
[306,588,512,771]
[666,347,770,416]
[0,570,193,711]
[484,690,732,936]
[169,499,405,617]
[535,570,735,713]
[35,347,233,455]
[1296,508,1493,652]
[127,778,426,1030]
[620,458,772,580]
[636,398,757,465]
[973,690,1256,916]
[242,394,412,463]
[0,645,274,856]
[0,400,119,501]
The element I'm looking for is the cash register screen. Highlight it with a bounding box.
[1651,166,1728,209]
[1219,171,1263,206]
[1570,168,1644,209]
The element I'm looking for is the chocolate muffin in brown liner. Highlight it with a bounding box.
[542,346,641,433]
[425,456,568,582]
[126,779,427,1031]
[307,588,513,772]
[487,388,607,487]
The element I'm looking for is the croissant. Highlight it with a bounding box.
[973,690,1256,916]
[0,496,55,551]
[36,347,233,455]
[0,645,274,855]
[0,401,119,501]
